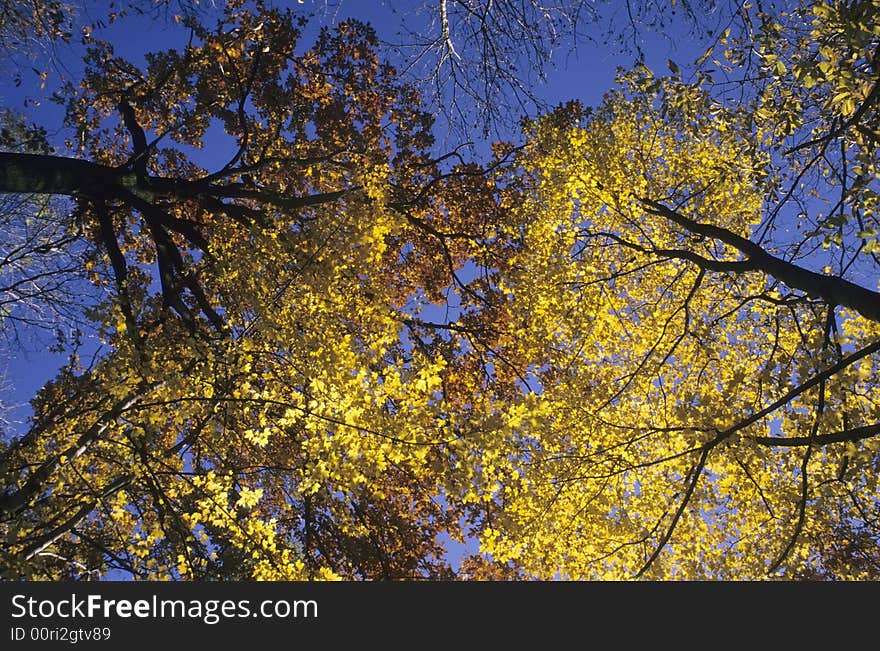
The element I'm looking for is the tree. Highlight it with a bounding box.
[0,0,498,579]
[1,0,878,580]
[462,0,880,578]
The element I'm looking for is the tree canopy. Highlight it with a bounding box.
[0,0,878,580]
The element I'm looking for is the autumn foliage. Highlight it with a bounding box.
[1,0,878,580]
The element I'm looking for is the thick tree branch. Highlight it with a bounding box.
[641,199,880,323]
[94,200,140,343]
[117,97,149,177]
[586,229,760,272]
[753,422,880,448]
[0,152,352,210]
[0,151,357,330]
[0,152,127,197]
